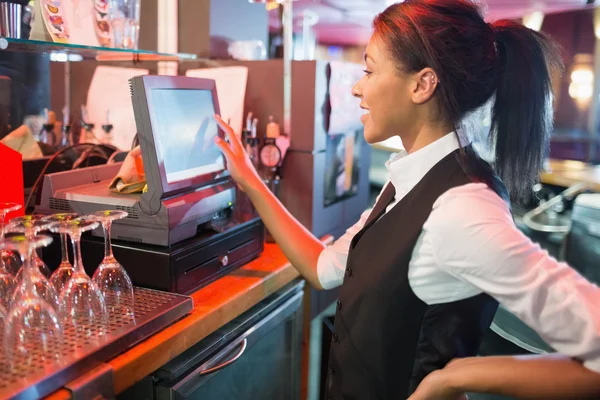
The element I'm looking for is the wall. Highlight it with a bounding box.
[179,0,211,56]
[315,44,364,64]
[542,9,596,133]
[209,0,269,58]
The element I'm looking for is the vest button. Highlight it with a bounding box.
[345,268,353,278]
[336,300,342,310]
[329,366,335,375]
[333,333,339,343]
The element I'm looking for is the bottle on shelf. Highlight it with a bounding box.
[58,105,72,149]
[79,105,98,144]
[38,108,57,147]
[101,109,114,145]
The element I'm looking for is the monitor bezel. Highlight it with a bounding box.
[131,75,229,199]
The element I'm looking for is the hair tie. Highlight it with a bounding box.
[487,22,499,55]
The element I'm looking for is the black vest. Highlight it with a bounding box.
[326,147,509,400]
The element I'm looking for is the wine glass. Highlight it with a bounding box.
[8,215,53,279]
[1,235,63,367]
[0,202,22,275]
[0,258,15,311]
[42,213,79,293]
[49,218,108,340]
[7,218,59,310]
[0,204,18,310]
[90,210,134,317]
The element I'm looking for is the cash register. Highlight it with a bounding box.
[36,75,264,294]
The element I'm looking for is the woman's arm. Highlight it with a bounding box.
[213,115,326,289]
[409,354,600,400]
[427,184,600,373]
[242,171,326,289]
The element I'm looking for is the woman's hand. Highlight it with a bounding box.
[213,114,262,192]
[408,360,468,400]
[213,116,326,289]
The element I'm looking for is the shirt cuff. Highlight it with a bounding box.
[316,247,343,291]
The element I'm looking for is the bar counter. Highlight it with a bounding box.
[541,159,600,191]
[43,239,323,399]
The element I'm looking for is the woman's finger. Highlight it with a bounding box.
[214,114,244,155]
[214,136,236,162]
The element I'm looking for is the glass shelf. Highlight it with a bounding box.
[0,37,198,62]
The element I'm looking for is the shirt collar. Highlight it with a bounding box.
[385,131,470,199]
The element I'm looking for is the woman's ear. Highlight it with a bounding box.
[411,68,439,105]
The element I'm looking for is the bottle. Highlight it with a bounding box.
[80,104,97,144]
[39,108,57,147]
[247,117,260,169]
[59,105,72,148]
[265,115,280,139]
[101,109,114,145]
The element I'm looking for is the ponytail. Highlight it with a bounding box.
[490,21,562,201]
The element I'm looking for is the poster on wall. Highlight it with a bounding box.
[31,0,107,46]
[323,130,363,207]
[86,66,149,151]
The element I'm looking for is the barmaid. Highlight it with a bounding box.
[214,0,600,398]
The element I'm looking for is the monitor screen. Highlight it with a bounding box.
[150,88,225,184]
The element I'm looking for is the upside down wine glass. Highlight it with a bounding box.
[0,203,20,311]
[90,210,135,318]
[0,203,22,274]
[1,235,63,367]
[7,218,59,310]
[9,215,52,279]
[0,256,14,313]
[49,218,108,340]
[42,213,79,293]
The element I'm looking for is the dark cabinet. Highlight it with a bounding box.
[120,280,304,400]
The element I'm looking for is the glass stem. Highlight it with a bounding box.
[60,233,70,264]
[18,245,36,286]
[29,230,43,267]
[71,232,86,275]
[23,247,35,285]
[103,220,114,260]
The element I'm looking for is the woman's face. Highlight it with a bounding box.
[352,36,416,144]
[353,35,442,147]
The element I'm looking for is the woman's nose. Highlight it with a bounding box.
[352,83,361,98]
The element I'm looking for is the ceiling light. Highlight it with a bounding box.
[522,11,544,31]
[248,0,295,10]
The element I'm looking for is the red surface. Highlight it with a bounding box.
[269,0,598,45]
[0,142,24,220]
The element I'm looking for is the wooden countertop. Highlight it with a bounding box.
[46,241,307,399]
[541,159,600,192]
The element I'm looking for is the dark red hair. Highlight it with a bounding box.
[374,0,562,201]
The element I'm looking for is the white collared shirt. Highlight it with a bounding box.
[317,132,600,373]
